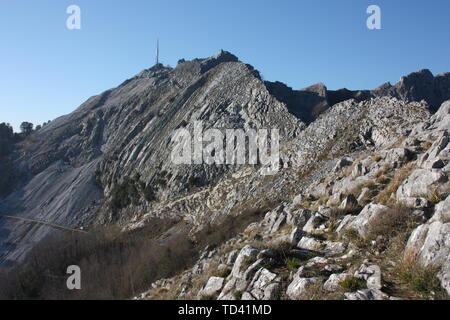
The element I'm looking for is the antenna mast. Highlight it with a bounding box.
[156,39,159,65]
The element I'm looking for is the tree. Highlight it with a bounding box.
[0,122,14,157]
[20,122,33,135]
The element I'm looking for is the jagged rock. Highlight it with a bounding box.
[292,194,304,207]
[218,279,237,300]
[289,227,306,246]
[336,215,357,234]
[306,256,329,266]
[286,276,320,300]
[323,241,347,257]
[438,256,450,296]
[431,194,450,223]
[2,47,450,302]
[263,206,287,233]
[324,264,344,273]
[226,250,240,265]
[302,213,326,233]
[231,246,259,279]
[379,148,414,168]
[337,203,389,239]
[333,157,353,172]
[357,187,371,204]
[344,288,389,300]
[339,194,358,211]
[248,268,280,300]
[405,221,450,267]
[397,168,448,201]
[355,264,383,290]
[241,292,255,300]
[352,163,368,178]
[324,273,352,291]
[298,237,323,251]
[286,209,312,228]
[199,277,224,297]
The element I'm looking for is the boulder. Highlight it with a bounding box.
[248,268,280,300]
[430,194,450,223]
[339,194,358,211]
[333,157,353,172]
[199,277,224,297]
[344,288,389,300]
[405,221,450,267]
[338,203,389,239]
[230,245,259,279]
[286,277,320,300]
[302,213,326,233]
[289,227,306,246]
[396,168,447,201]
[324,273,352,291]
[355,264,382,290]
[286,208,312,228]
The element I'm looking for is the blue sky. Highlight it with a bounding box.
[1,0,449,131]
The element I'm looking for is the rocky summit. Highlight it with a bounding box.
[0,50,449,300]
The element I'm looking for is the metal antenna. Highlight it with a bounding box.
[156,39,159,65]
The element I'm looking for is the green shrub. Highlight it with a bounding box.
[339,277,365,292]
[284,258,302,271]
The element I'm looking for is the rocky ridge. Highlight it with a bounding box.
[0,51,449,300]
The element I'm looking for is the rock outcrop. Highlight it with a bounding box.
[0,50,449,301]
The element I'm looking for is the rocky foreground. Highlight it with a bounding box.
[138,100,450,300]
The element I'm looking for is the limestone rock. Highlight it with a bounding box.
[199,277,224,297]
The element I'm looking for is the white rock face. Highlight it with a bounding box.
[337,203,389,239]
[199,277,224,297]
[230,245,259,279]
[397,169,447,201]
[431,194,450,223]
[286,277,320,300]
[248,268,280,300]
[355,264,382,290]
[344,288,389,300]
[324,273,352,292]
[405,221,450,267]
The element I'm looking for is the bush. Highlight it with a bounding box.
[339,277,365,292]
[284,258,302,271]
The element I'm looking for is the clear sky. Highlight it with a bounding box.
[1,0,449,131]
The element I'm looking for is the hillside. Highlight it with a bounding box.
[0,51,448,300]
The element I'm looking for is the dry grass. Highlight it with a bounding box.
[394,256,448,300]
[300,281,345,300]
[375,163,416,205]
[427,187,447,204]
[420,141,432,152]
[365,205,421,241]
